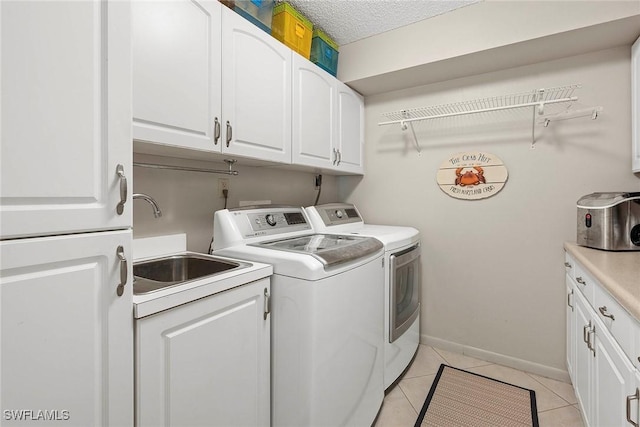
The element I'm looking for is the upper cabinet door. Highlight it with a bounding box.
[221,7,291,164]
[292,54,336,168]
[632,35,639,173]
[132,0,222,151]
[0,1,132,239]
[336,82,364,174]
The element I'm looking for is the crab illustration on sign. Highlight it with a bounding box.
[436,152,508,200]
[455,166,486,186]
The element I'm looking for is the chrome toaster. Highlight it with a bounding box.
[577,192,640,251]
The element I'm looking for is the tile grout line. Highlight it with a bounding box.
[524,371,574,407]
[536,402,578,414]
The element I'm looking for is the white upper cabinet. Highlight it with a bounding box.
[632,35,639,173]
[292,54,336,168]
[133,1,291,164]
[221,6,291,163]
[132,1,363,174]
[292,55,364,174]
[0,0,132,239]
[132,0,222,152]
[337,82,365,174]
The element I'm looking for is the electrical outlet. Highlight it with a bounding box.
[218,178,229,198]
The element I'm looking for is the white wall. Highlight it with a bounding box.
[338,0,640,95]
[133,154,338,253]
[339,46,640,378]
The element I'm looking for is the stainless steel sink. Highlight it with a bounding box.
[133,253,250,295]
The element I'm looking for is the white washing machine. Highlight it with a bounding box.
[211,206,385,427]
[305,203,421,390]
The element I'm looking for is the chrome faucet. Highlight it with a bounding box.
[133,193,162,218]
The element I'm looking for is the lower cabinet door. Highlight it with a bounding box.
[631,372,640,427]
[566,276,576,382]
[0,230,133,427]
[593,318,637,427]
[574,291,594,424]
[135,278,270,427]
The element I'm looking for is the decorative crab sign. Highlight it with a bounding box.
[436,152,508,200]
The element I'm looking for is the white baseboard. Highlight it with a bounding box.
[422,334,571,383]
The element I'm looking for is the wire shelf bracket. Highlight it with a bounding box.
[378,84,600,151]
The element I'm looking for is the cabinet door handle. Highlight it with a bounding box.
[116,246,127,297]
[336,149,342,166]
[226,121,232,147]
[588,325,596,357]
[567,290,574,310]
[332,148,338,165]
[564,262,572,268]
[263,288,270,320]
[116,164,127,215]
[576,277,586,285]
[598,306,615,321]
[214,117,221,145]
[627,388,639,427]
[583,322,590,344]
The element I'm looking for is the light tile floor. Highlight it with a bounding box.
[374,345,585,427]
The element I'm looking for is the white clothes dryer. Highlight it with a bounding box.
[305,203,421,389]
[211,206,385,427]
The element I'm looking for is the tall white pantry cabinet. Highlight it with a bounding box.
[0,1,134,426]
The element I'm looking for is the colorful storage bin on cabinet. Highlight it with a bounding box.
[234,0,274,33]
[271,2,313,59]
[310,29,339,76]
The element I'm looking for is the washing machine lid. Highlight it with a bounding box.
[349,224,420,251]
[305,204,419,251]
[253,234,383,268]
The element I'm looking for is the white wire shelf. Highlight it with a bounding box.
[378,84,601,152]
[379,84,581,125]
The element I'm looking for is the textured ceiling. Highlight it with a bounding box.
[285,0,481,46]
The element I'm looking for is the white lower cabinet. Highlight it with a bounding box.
[573,290,594,423]
[0,230,133,427]
[593,316,637,427]
[566,253,577,382]
[634,373,640,427]
[135,278,270,427]
[566,252,640,427]
[566,274,576,382]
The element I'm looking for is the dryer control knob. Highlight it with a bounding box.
[265,214,277,226]
[335,210,343,219]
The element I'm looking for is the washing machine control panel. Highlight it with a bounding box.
[238,208,311,237]
[316,204,362,226]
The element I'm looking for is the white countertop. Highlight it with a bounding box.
[564,242,640,322]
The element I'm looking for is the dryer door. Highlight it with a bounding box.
[390,244,421,342]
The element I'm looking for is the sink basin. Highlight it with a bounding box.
[133,253,250,295]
